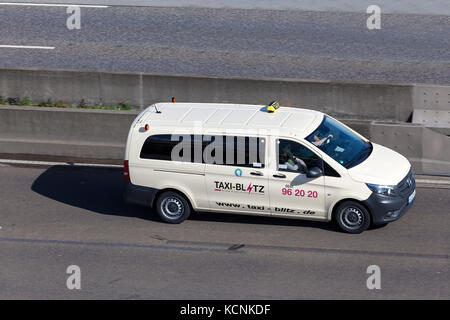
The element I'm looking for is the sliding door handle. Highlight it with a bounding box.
[273,173,286,179]
[250,171,263,176]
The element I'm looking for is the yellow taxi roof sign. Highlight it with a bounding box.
[267,101,280,113]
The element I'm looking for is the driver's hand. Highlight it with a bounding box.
[295,157,307,166]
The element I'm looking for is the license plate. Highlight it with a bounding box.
[408,189,416,204]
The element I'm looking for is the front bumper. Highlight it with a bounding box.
[363,189,416,225]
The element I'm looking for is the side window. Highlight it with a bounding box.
[140,134,266,167]
[204,135,265,167]
[140,134,182,160]
[277,139,323,173]
[323,161,341,177]
[226,136,265,168]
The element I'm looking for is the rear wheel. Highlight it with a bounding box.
[334,201,371,234]
[155,191,191,224]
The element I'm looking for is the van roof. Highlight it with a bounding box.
[138,103,324,138]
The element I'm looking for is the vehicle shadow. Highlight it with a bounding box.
[31,165,152,221]
[31,166,341,232]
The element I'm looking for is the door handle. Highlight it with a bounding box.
[250,171,263,176]
[273,173,286,179]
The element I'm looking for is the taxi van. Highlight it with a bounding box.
[124,102,416,233]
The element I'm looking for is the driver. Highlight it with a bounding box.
[279,144,308,172]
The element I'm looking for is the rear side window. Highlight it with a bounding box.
[140,134,265,167]
[140,135,181,160]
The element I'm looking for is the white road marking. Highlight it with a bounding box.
[0,45,55,49]
[0,158,122,168]
[0,2,108,8]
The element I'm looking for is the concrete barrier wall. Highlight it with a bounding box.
[0,69,143,109]
[370,122,450,176]
[0,106,373,160]
[1,68,449,174]
[0,68,414,121]
[3,105,449,176]
[0,106,138,159]
[412,85,450,134]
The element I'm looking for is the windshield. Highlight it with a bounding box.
[305,116,372,169]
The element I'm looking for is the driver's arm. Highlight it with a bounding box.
[293,157,308,173]
[285,162,299,171]
[312,134,333,146]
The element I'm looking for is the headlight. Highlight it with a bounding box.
[366,183,398,197]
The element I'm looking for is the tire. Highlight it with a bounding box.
[155,191,191,224]
[334,201,371,234]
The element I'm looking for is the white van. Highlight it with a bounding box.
[124,102,416,233]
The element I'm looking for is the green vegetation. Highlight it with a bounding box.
[0,95,133,110]
[21,96,31,106]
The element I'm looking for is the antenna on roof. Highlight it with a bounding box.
[153,105,161,114]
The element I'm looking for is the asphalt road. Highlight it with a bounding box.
[0,4,449,84]
[3,0,450,15]
[0,165,448,299]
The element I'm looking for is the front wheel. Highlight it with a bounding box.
[155,191,191,224]
[334,201,371,234]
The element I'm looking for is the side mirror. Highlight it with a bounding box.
[306,166,323,178]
